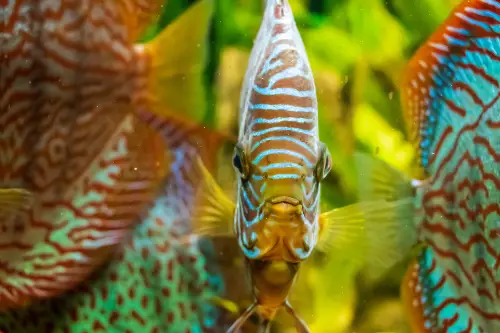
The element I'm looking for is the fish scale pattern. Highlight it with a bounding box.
[0,0,166,308]
[0,113,227,332]
[401,0,500,331]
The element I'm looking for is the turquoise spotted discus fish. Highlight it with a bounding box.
[0,0,212,309]
[189,0,368,332]
[0,109,235,333]
[350,0,500,331]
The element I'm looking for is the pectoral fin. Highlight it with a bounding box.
[207,295,241,316]
[191,156,235,237]
[318,198,418,282]
[317,204,367,265]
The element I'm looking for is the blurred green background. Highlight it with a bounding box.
[142,0,461,332]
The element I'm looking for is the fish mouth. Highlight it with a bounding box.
[262,196,303,218]
[268,196,300,206]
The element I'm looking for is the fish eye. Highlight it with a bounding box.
[233,144,249,180]
[315,142,332,181]
[233,154,243,173]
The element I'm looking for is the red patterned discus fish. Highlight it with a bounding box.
[0,0,212,309]
[350,0,500,331]
[0,111,236,333]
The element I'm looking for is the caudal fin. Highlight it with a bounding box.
[139,0,213,121]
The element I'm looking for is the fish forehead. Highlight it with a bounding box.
[239,0,318,160]
[404,0,500,329]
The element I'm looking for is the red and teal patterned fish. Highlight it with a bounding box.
[348,0,500,331]
[0,0,212,310]
[186,1,368,332]
[0,110,235,332]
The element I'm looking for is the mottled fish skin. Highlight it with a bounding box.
[402,249,484,333]
[235,0,325,262]
[400,0,500,331]
[0,0,208,309]
[0,113,233,333]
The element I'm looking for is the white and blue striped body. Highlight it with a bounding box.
[232,0,328,263]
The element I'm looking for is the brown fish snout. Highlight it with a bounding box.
[261,196,303,218]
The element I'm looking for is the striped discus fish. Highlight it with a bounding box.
[349,0,500,331]
[0,112,235,333]
[190,1,367,332]
[0,0,212,309]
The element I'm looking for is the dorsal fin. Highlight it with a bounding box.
[121,0,165,40]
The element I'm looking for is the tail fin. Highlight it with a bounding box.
[139,0,213,121]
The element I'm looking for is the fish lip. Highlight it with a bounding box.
[267,196,300,206]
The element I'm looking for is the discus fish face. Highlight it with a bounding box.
[232,140,332,262]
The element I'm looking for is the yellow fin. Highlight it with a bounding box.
[0,189,33,214]
[317,204,367,265]
[360,199,417,282]
[354,151,416,202]
[142,0,214,121]
[318,199,417,282]
[226,302,258,333]
[192,156,235,237]
[207,295,240,315]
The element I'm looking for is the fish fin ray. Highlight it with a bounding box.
[318,199,418,281]
[361,198,417,282]
[141,0,213,120]
[354,151,415,202]
[317,204,367,265]
[191,156,235,237]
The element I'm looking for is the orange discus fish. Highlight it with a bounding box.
[0,0,212,309]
